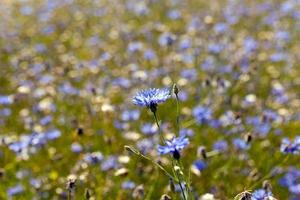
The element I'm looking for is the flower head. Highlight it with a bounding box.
[157,136,189,159]
[280,137,300,154]
[132,88,171,112]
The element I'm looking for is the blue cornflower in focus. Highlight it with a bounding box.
[132,88,171,113]
[157,136,189,159]
[280,137,300,154]
[251,189,273,200]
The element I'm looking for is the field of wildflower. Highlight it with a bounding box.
[0,0,300,199]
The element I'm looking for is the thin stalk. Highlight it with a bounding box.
[178,159,190,197]
[152,111,166,143]
[175,164,187,200]
[139,151,177,181]
[175,93,190,199]
[175,94,180,134]
[152,111,186,200]
[125,145,176,181]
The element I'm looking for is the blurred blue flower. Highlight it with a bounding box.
[71,142,83,153]
[281,1,294,13]
[272,83,288,104]
[201,57,215,71]
[35,43,46,53]
[279,168,300,188]
[289,184,300,195]
[213,140,228,152]
[143,49,156,60]
[167,10,181,20]
[122,181,136,189]
[179,128,194,137]
[251,189,273,200]
[178,91,188,102]
[7,184,24,196]
[243,37,258,53]
[112,78,131,89]
[39,115,52,125]
[20,6,33,15]
[44,129,61,140]
[193,106,212,124]
[208,43,224,54]
[114,120,128,130]
[127,42,143,53]
[219,111,241,127]
[137,138,154,154]
[30,178,42,189]
[101,52,111,61]
[101,156,118,171]
[246,116,271,137]
[158,33,176,46]
[275,31,290,42]
[59,82,79,95]
[180,69,197,81]
[0,95,13,105]
[280,137,300,154]
[132,88,171,109]
[270,52,288,62]
[214,23,229,34]
[157,136,189,155]
[130,2,149,16]
[0,108,11,117]
[121,109,140,121]
[9,141,28,153]
[179,39,191,50]
[84,152,103,164]
[42,25,55,35]
[181,53,194,64]
[193,160,207,171]
[233,138,249,150]
[141,123,157,135]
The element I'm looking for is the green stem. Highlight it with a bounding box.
[152,111,166,143]
[152,111,187,200]
[175,93,191,199]
[125,145,177,181]
[175,94,180,135]
[178,159,190,197]
[175,166,187,200]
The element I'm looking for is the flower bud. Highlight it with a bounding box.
[173,84,179,96]
[161,194,172,200]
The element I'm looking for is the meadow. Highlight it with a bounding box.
[0,0,300,199]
